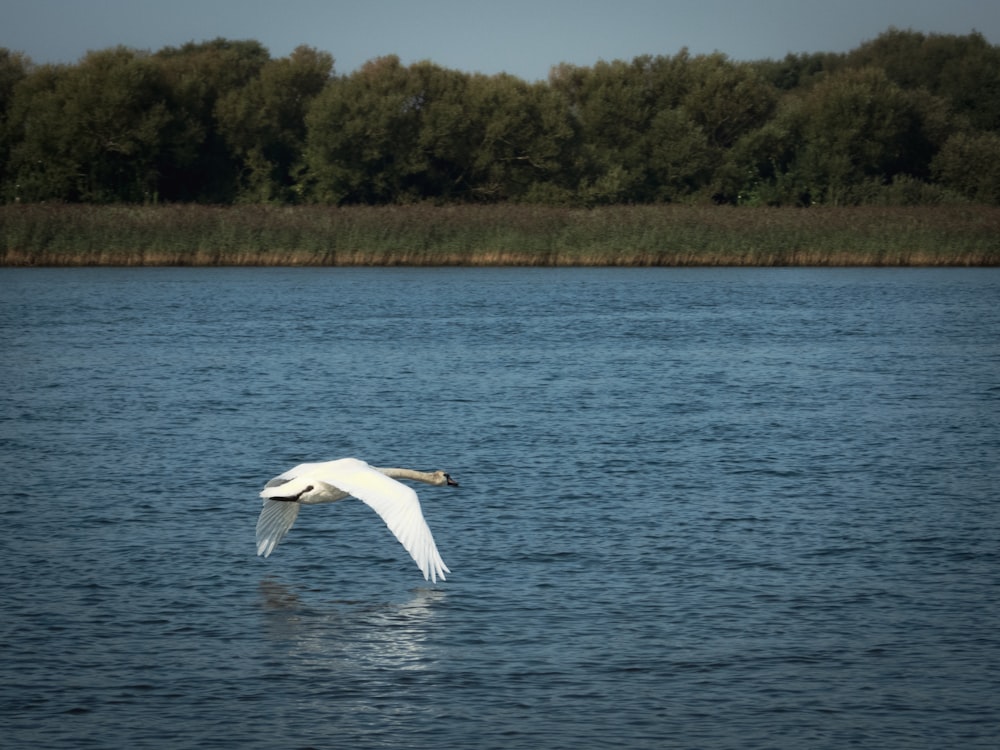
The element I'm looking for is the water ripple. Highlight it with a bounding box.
[1,267,998,749]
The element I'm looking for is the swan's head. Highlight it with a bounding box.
[434,471,459,487]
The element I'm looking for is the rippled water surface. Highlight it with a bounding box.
[2,267,998,749]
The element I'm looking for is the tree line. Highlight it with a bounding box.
[1,28,998,207]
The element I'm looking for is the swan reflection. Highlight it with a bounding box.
[258,577,446,672]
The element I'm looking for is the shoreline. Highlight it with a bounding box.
[2,203,998,267]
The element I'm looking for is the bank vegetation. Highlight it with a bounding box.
[2,28,999,266]
[3,203,997,266]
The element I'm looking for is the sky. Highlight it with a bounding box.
[2,0,998,81]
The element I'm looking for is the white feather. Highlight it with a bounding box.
[255,458,454,583]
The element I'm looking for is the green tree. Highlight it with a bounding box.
[848,29,1000,132]
[304,56,425,203]
[932,131,1000,203]
[756,68,943,205]
[751,51,845,91]
[215,45,333,202]
[678,54,778,202]
[680,54,778,151]
[154,38,271,202]
[305,58,577,204]
[455,73,576,201]
[5,31,996,208]
[0,48,30,197]
[400,60,477,200]
[3,63,70,200]
[550,52,776,203]
[6,48,172,202]
[549,58,660,203]
[718,116,803,205]
[643,107,715,201]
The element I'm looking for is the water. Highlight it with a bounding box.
[1,267,998,749]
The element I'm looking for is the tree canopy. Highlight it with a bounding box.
[1,29,998,206]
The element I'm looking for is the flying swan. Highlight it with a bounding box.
[256,457,457,582]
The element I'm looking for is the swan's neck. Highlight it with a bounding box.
[376,467,440,485]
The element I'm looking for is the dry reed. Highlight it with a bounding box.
[2,203,998,266]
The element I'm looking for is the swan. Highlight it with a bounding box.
[256,457,457,582]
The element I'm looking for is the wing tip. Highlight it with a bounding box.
[255,498,300,560]
[423,557,450,584]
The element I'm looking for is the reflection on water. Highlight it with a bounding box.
[258,576,445,673]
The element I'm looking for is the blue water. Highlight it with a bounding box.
[1,267,998,749]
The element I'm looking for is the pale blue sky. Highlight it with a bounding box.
[3,0,998,80]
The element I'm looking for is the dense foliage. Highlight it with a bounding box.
[1,29,998,206]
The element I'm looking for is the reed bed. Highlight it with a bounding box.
[1,203,998,266]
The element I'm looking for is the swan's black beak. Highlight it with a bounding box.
[446,474,459,487]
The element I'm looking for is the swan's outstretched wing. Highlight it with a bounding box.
[256,499,300,557]
[312,459,450,583]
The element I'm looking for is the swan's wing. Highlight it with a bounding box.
[263,461,326,489]
[256,461,358,559]
[311,459,450,583]
[257,466,318,557]
[256,499,300,557]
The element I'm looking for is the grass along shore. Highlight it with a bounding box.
[2,203,998,266]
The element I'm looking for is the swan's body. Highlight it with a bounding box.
[256,458,456,582]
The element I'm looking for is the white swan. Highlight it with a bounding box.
[256,457,457,582]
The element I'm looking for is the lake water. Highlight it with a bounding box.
[1,267,998,749]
